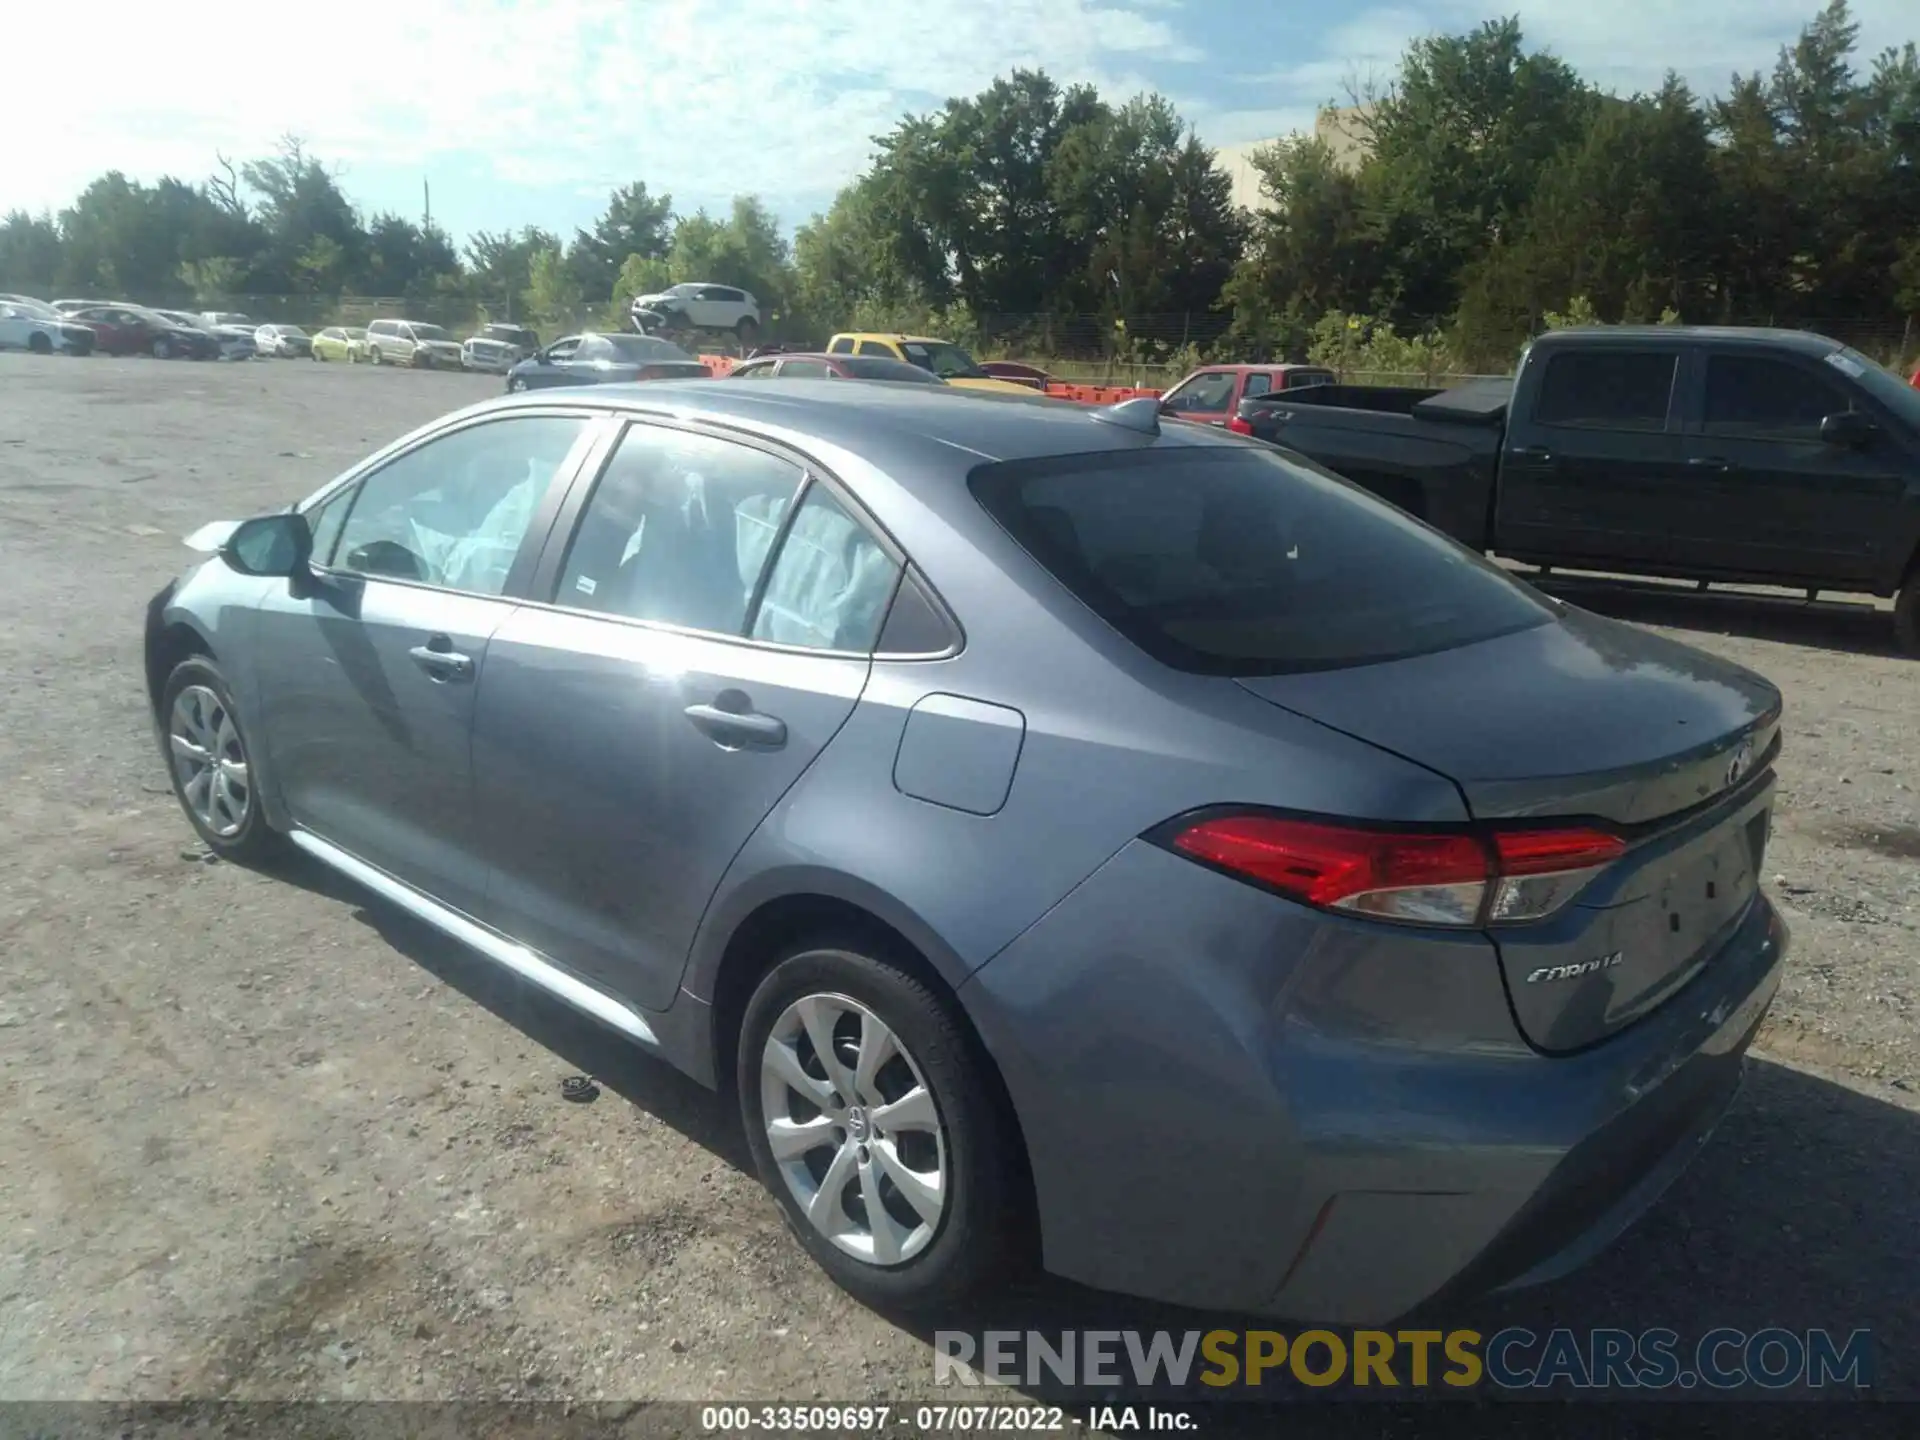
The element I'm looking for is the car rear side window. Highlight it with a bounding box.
[1533,350,1677,430]
[855,340,894,359]
[750,486,901,651]
[970,447,1554,675]
[555,424,805,635]
[829,337,854,354]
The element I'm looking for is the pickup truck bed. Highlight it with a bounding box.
[1250,380,1510,546]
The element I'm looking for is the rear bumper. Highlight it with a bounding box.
[960,840,1787,1322]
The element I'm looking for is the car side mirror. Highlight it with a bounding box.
[1819,411,1877,447]
[221,512,312,578]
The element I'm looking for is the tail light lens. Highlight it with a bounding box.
[1227,415,1255,435]
[1162,813,1625,927]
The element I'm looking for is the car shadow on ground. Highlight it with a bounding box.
[271,852,1917,1421]
[1530,573,1904,659]
[268,850,752,1169]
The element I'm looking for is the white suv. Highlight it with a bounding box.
[629,283,760,340]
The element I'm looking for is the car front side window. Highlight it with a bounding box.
[1163,372,1235,412]
[329,416,590,595]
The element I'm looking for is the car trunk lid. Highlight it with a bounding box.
[1234,609,1781,1050]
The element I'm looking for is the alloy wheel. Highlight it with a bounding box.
[168,684,251,837]
[759,993,948,1266]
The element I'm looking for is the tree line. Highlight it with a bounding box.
[1,1,1913,370]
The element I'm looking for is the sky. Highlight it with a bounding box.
[8,0,1914,248]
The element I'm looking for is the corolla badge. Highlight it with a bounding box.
[1725,737,1755,789]
[1525,952,1623,984]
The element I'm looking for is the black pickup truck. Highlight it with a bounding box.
[1237,326,1920,652]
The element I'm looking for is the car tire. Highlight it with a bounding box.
[737,940,1022,1314]
[507,376,526,392]
[736,317,760,344]
[152,336,172,360]
[28,331,52,355]
[370,346,383,365]
[1895,572,1920,657]
[158,656,286,864]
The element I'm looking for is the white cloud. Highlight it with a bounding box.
[3,0,1201,225]
[5,0,1914,232]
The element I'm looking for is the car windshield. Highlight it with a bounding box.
[605,334,694,362]
[899,340,988,380]
[839,356,945,383]
[1826,345,1920,430]
[969,445,1555,675]
[411,324,453,342]
[5,297,62,319]
[344,328,366,339]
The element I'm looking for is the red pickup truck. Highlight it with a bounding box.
[1157,363,1336,427]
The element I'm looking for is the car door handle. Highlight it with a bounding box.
[408,640,474,680]
[684,698,787,749]
[1688,456,1732,472]
[1511,445,1554,465]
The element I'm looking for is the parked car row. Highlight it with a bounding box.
[0,294,565,375]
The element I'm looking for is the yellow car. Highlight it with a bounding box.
[825,333,1036,395]
[311,326,369,362]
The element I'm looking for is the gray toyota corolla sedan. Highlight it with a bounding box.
[144,381,1788,1321]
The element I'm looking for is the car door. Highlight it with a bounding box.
[470,419,901,1009]
[78,308,131,352]
[1158,369,1239,426]
[1496,344,1687,567]
[252,411,602,915]
[527,335,582,387]
[1675,348,1909,585]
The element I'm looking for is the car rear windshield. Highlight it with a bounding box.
[969,446,1555,675]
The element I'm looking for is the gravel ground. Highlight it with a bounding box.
[1,356,1916,1422]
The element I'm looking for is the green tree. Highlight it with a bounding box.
[523,241,583,332]
[567,182,674,301]
[1048,95,1245,322]
[0,211,63,295]
[241,136,365,292]
[1363,17,1596,326]
[1453,78,1718,361]
[1227,135,1381,355]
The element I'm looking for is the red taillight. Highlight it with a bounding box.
[1164,814,1623,927]
[1227,415,1255,435]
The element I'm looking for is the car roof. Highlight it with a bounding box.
[1528,325,1844,355]
[483,378,1240,477]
